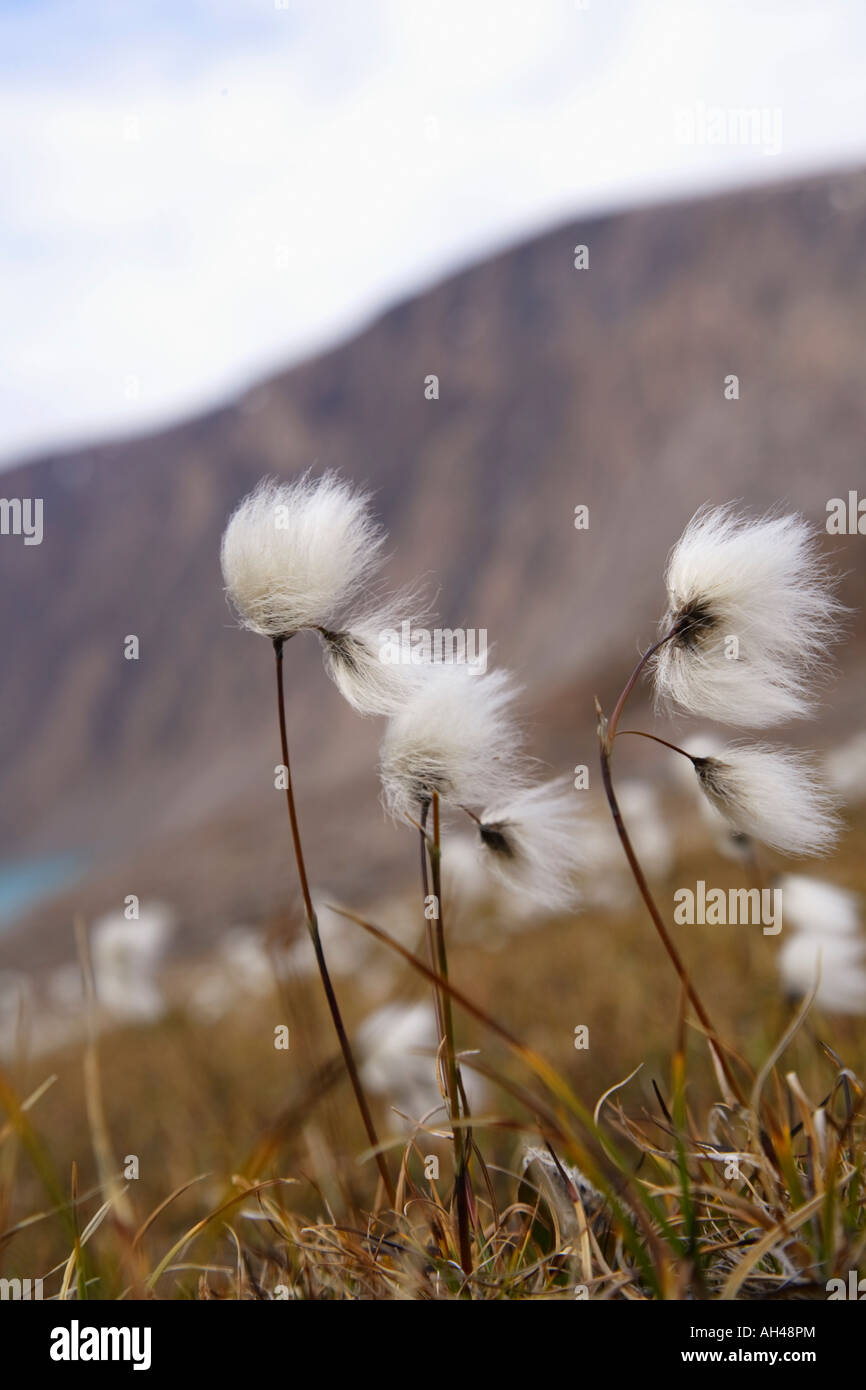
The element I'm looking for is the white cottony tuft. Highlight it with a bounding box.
[673,732,755,861]
[616,779,674,879]
[379,664,525,820]
[317,587,433,716]
[220,472,385,639]
[476,779,586,911]
[438,833,500,909]
[285,899,372,978]
[358,1000,488,1128]
[186,929,281,1022]
[823,730,866,805]
[653,504,844,726]
[779,932,866,1015]
[692,744,840,858]
[520,1145,605,1226]
[775,874,861,938]
[90,903,175,1023]
[776,873,866,1014]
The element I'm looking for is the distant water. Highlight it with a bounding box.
[0,855,84,930]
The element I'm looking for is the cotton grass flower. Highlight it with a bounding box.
[691,744,839,857]
[285,899,372,979]
[776,873,866,1014]
[776,874,861,938]
[220,472,384,639]
[652,504,844,726]
[823,729,866,805]
[90,902,175,1023]
[379,663,524,820]
[439,833,499,909]
[358,1001,440,1123]
[616,779,674,879]
[779,932,866,1015]
[474,779,585,911]
[358,1000,488,1127]
[520,1145,606,1231]
[219,470,398,1201]
[187,930,282,1023]
[317,588,433,715]
[673,732,756,861]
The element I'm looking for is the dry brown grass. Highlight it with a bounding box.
[2,808,865,1298]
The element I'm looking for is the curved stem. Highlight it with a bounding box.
[273,638,395,1206]
[598,745,745,1106]
[598,633,746,1108]
[606,632,673,746]
[616,730,699,764]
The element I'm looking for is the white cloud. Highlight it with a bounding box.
[0,0,865,464]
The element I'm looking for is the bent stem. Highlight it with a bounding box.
[597,637,747,1109]
[273,637,395,1207]
[427,790,474,1278]
[615,729,698,763]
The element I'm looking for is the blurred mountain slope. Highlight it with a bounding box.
[2,166,865,965]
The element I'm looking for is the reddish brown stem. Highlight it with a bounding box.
[273,638,395,1206]
[597,639,747,1109]
[615,729,698,763]
[419,802,444,1043]
[428,791,473,1278]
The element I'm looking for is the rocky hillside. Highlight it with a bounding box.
[2,166,865,968]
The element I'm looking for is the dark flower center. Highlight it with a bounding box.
[320,628,366,674]
[692,756,731,804]
[672,598,716,649]
[479,822,515,858]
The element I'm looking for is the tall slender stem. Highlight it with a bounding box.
[597,640,747,1108]
[428,791,473,1277]
[419,803,444,1042]
[273,638,395,1206]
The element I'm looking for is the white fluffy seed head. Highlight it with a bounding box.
[520,1146,605,1225]
[616,778,675,880]
[779,932,866,1015]
[285,899,371,978]
[775,874,861,938]
[823,730,866,805]
[359,1000,488,1124]
[653,504,845,727]
[477,779,585,911]
[693,743,840,858]
[673,733,755,860]
[90,903,174,1022]
[317,586,434,716]
[379,664,525,820]
[220,472,385,639]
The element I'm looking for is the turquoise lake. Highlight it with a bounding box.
[0,855,84,929]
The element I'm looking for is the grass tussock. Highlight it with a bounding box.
[2,928,865,1301]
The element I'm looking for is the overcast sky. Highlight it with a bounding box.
[1,0,865,465]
